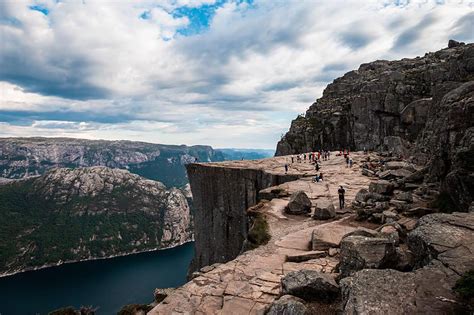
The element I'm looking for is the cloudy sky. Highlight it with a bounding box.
[0,0,472,149]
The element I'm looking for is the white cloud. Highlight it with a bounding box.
[0,0,472,148]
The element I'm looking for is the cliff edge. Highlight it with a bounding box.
[276,41,473,212]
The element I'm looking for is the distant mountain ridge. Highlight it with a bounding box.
[216,148,275,161]
[0,137,225,188]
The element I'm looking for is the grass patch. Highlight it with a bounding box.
[430,192,457,213]
[453,270,474,299]
[246,213,271,249]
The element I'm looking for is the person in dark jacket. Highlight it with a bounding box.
[338,186,345,209]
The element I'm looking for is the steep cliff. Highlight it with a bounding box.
[0,137,224,187]
[186,161,300,271]
[277,41,473,211]
[0,167,191,276]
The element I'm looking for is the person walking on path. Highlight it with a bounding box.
[349,158,353,168]
[338,186,345,209]
[284,164,288,174]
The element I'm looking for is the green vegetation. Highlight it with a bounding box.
[453,270,474,299]
[48,306,96,315]
[0,178,166,274]
[430,191,457,213]
[117,303,153,315]
[246,213,271,250]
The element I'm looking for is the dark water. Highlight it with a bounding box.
[0,242,194,315]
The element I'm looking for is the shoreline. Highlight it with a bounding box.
[0,238,194,279]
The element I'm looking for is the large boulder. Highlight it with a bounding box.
[339,235,398,277]
[281,270,339,302]
[408,212,474,274]
[286,191,312,215]
[369,180,395,195]
[313,200,336,220]
[266,295,307,315]
[340,261,468,314]
[311,221,358,250]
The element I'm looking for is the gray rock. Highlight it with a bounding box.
[339,236,398,277]
[342,227,379,239]
[369,180,394,195]
[286,191,312,215]
[313,200,336,220]
[393,191,413,203]
[340,262,467,314]
[403,206,435,217]
[382,210,400,223]
[266,295,307,315]
[286,251,327,263]
[281,270,339,302]
[408,212,474,274]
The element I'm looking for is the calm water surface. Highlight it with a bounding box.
[0,242,194,315]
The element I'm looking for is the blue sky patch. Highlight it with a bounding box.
[29,4,49,15]
[173,0,253,36]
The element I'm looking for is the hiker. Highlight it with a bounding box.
[319,172,323,181]
[315,163,320,171]
[291,156,294,163]
[338,186,345,209]
[346,156,350,167]
[304,153,306,161]
[318,151,321,160]
[284,164,288,173]
[313,174,320,182]
[349,158,353,168]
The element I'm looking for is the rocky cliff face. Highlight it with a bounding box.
[186,162,300,272]
[0,166,191,276]
[277,41,473,211]
[0,137,224,187]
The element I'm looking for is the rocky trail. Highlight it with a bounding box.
[149,151,473,314]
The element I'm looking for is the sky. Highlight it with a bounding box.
[0,0,472,149]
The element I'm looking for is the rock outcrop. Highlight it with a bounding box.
[186,161,300,272]
[0,166,192,275]
[276,42,474,212]
[408,212,474,274]
[281,270,339,302]
[341,262,468,314]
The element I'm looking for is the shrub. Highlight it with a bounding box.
[247,213,271,249]
[48,307,77,315]
[453,269,474,299]
[118,304,153,315]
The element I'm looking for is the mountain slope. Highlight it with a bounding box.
[0,167,191,276]
[0,137,225,187]
[276,40,473,211]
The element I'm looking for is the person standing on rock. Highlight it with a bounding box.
[338,186,345,209]
[291,156,294,164]
[349,158,353,168]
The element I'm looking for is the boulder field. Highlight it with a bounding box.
[148,151,473,314]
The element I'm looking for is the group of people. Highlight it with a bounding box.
[283,149,350,210]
